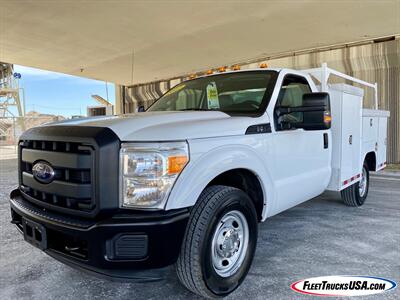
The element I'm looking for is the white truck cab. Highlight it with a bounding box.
[10,64,389,298]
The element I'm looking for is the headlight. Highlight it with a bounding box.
[120,142,189,209]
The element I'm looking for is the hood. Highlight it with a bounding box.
[44,111,266,141]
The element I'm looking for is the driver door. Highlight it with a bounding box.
[270,74,331,213]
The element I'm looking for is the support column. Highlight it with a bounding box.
[114,84,124,115]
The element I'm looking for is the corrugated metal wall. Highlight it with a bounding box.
[122,39,400,164]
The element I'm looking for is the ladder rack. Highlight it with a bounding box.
[302,63,378,110]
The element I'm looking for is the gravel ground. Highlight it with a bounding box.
[0,158,399,299]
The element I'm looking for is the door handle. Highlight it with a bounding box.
[323,133,328,149]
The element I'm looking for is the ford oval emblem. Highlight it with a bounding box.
[32,161,55,184]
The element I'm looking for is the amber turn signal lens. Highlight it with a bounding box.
[259,63,268,68]
[168,155,188,175]
[324,114,332,123]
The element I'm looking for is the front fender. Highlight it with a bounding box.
[165,142,274,219]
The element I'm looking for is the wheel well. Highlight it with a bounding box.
[364,152,376,171]
[207,169,264,221]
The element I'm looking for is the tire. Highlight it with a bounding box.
[176,185,258,298]
[341,162,369,206]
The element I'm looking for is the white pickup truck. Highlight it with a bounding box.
[10,64,389,298]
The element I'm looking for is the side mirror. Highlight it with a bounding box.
[276,92,331,130]
[300,92,331,130]
[137,105,145,112]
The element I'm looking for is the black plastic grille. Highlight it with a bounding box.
[19,140,95,214]
[23,140,91,153]
[22,162,91,184]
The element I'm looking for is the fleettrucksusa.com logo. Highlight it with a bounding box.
[291,276,397,297]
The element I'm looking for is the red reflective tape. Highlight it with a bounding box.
[343,174,361,186]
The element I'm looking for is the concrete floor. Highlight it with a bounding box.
[0,158,399,299]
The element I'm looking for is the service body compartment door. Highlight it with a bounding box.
[340,92,362,187]
[361,114,379,170]
[377,117,388,169]
[327,84,363,191]
[362,116,378,143]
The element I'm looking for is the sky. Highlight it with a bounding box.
[12,65,115,118]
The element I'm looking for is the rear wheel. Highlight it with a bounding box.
[176,185,258,298]
[341,162,369,206]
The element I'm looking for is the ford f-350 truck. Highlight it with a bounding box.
[9,63,389,298]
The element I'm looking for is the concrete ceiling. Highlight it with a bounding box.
[0,0,399,85]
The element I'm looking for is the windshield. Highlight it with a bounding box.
[147,71,277,116]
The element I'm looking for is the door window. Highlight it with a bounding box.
[275,75,311,128]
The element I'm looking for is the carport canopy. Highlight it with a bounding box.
[1,0,399,85]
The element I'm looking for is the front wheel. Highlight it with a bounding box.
[176,185,258,298]
[341,162,369,206]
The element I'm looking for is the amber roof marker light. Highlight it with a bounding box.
[206,69,214,75]
[232,65,241,71]
[259,63,268,68]
[217,66,227,73]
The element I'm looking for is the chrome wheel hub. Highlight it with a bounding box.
[359,167,367,197]
[211,210,249,277]
[217,229,239,258]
